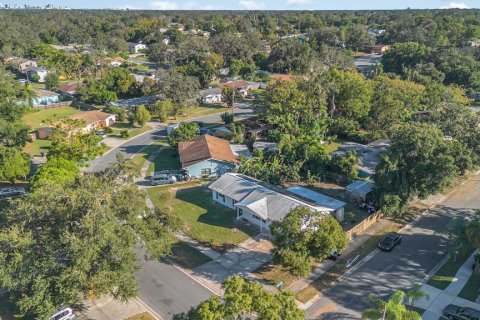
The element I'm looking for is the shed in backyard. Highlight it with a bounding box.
[346,181,375,203]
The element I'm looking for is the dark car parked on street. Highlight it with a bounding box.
[443,304,480,320]
[378,232,402,251]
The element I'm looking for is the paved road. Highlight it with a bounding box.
[87,103,256,318]
[88,103,255,172]
[307,175,480,319]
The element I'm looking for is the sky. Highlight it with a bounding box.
[16,0,480,10]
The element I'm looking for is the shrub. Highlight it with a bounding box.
[120,130,130,139]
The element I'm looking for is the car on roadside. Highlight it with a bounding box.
[49,307,75,320]
[0,187,26,198]
[95,131,107,139]
[378,232,402,251]
[19,79,28,84]
[443,304,480,320]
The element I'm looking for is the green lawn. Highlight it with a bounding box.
[427,248,476,290]
[171,104,227,123]
[125,312,156,320]
[458,272,480,302]
[130,140,168,175]
[23,139,51,156]
[147,147,180,176]
[169,239,212,269]
[22,106,83,130]
[108,122,152,139]
[147,183,257,251]
[324,141,342,154]
[255,263,302,288]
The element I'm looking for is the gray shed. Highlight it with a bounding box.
[346,181,375,203]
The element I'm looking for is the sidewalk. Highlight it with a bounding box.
[78,296,161,320]
[415,250,480,320]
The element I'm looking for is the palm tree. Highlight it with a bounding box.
[406,284,429,307]
[20,83,38,108]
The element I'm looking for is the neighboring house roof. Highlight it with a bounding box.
[34,88,59,98]
[72,111,114,126]
[178,135,239,168]
[200,87,222,97]
[287,186,346,211]
[230,144,252,158]
[27,67,48,72]
[209,173,328,222]
[59,83,82,94]
[346,181,375,196]
[218,80,250,89]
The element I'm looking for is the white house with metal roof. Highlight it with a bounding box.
[208,173,330,234]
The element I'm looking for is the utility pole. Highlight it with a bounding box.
[231,80,235,115]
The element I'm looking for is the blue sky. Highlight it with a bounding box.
[20,0,480,10]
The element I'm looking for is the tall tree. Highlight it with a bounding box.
[135,105,151,127]
[362,290,422,320]
[0,146,30,184]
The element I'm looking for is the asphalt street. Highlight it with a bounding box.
[87,103,256,318]
[307,175,480,319]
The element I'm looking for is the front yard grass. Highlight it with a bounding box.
[22,106,83,129]
[458,272,480,302]
[147,147,180,176]
[130,140,168,175]
[170,104,227,123]
[427,247,475,290]
[255,263,302,288]
[108,122,152,139]
[23,139,51,156]
[147,183,257,251]
[169,239,213,269]
[125,312,156,320]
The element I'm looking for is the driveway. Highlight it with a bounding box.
[306,175,480,319]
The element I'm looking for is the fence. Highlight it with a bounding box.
[346,211,383,240]
[33,101,72,110]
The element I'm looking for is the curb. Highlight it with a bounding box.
[133,298,165,320]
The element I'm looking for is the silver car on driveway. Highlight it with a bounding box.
[0,187,26,198]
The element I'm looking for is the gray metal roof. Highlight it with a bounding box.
[287,186,345,210]
[209,173,326,222]
[346,180,375,194]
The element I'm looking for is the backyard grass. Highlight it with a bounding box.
[23,139,51,156]
[427,247,475,290]
[323,140,342,154]
[125,312,156,320]
[169,239,213,269]
[147,183,257,251]
[22,106,83,129]
[147,147,180,176]
[458,272,480,302]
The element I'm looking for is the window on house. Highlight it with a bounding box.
[252,215,261,221]
[220,194,225,202]
[216,192,219,199]
[201,168,211,176]
[262,219,267,223]
[238,208,243,216]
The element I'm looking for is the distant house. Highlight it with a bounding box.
[32,89,60,106]
[128,42,147,53]
[200,87,223,104]
[59,83,82,96]
[253,141,278,152]
[331,139,391,178]
[108,95,158,110]
[162,37,171,45]
[219,67,230,76]
[346,180,375,204]
[371,44,390,55]
[208,173,330,234]
[213,126,232,139]
[218,80,250,97]
[230,144,252,158]
[71,111,116,133]
[4,57,37,72]
[287,186,346,222]
[109,57,124,67]
[27,67,49,82]
[178,135,239,178]
[370,29,386,37]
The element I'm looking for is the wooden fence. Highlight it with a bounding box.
[346,211,383,240]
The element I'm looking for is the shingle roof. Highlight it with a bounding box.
[178,135,239,168]
[72,111,113,125]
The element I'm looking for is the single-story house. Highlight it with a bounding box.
[27,67,49,83]
[370,29,386,36]
[208,173,330,234]
[71,110,116,133]
[331,139,390,178]
[230,144,252,158]
[109,57,124,67]
[371,44,390,55]
[287,186,346,222]
[346,180,375,204]
[178,135,239,178]
[59,83,82,96]
[253,141,278,152]
[108,95,158,109]
[218,80,250,97]
[200,87,223,104]
[5,57,37,72]
[128,42,147,53]
[213,126,232,138]
[32,89,60,106]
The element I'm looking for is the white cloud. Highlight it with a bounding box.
[183,1,214,10]
[287,0,313,5]
[150,1,178,10]
[239,0,265,10]
[119,4,138,9]
[440,2,470,8]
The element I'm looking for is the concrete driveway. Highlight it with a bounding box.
[306,175,480,319]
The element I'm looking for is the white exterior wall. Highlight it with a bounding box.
[211,191,236,209]
[236,206,271,233]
